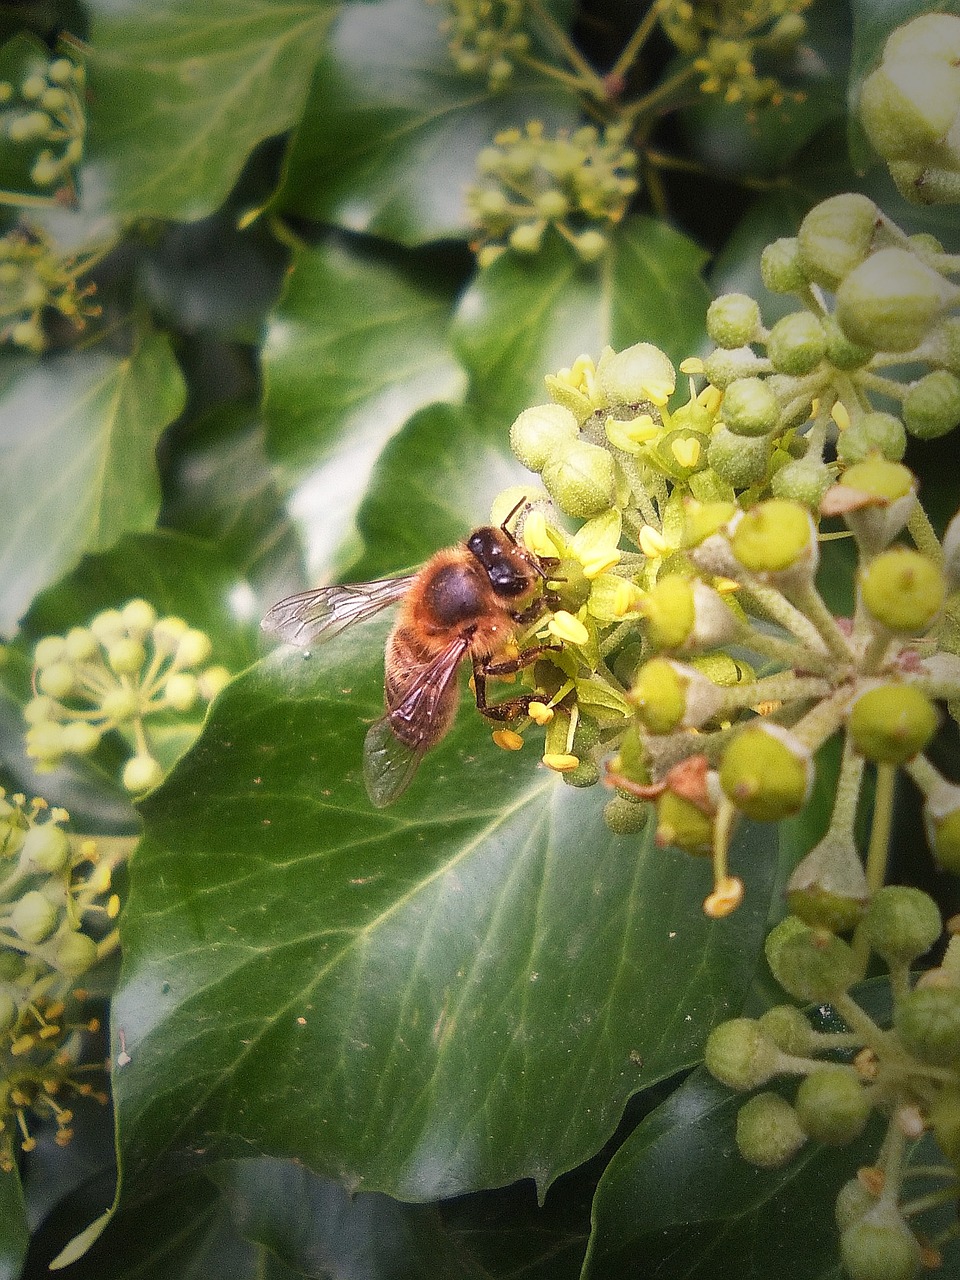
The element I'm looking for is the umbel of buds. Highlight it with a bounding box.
[24,599,231,793]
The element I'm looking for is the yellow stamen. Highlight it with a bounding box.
[522,509,560,559]
[671,437,701,469]
[613,580,644,616]
[107,893,120,918]
[703,875,744,918]
[493,729,524,751]
[638,525,668,558]
[699,384,723,414]
[527,701,554,725]
[542,752,580,772]
[831,401,851,431]
[581,549,621,579]
[713,577,740,594]
[679,357,704,375]
[548,610,589,645]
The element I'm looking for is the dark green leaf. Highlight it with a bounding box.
[276,0,580,245]
[452,217,710,424]
[85,0,336,222]
[0,334,186,637]
[262,236,466,578]
[0,1162,28,1280]
[112,618,777,1204]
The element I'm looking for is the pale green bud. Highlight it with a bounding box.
[836,248,959,353]
[510,403,579,472]
[797,194,880,289]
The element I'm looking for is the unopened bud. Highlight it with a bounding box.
[836,248,959,353]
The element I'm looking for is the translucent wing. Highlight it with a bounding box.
[260,575,416,648]
[362,718,427,809]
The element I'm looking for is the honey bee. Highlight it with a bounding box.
[261,506,555,807]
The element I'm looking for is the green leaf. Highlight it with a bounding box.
[0,1163,28,1280]
[276,0,580,245]
[85,0,336,222]
[452,217,710,424]
[0,334,186,637]
[262,236,467,578]
[113,618,777,1204]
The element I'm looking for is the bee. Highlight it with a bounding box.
[261,506,556,807]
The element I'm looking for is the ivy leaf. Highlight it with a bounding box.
[262,236,467,579]
[452,217,710,424]
[0,1162,28,1280]
[112,619,778,1205]
[0,334,186,638]
[85,0,336,222]
[276,0,580,245]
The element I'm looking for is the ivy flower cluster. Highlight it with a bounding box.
[0,53,85,193]
[467,120,638,265]
[0,222,100,352]
[436,0,530,92]
[705,891,960,1279]
[0,791,125,1169]
[24,599,231,794]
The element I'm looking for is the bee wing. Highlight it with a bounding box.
[260,575,416,648]
[362,718,427,809]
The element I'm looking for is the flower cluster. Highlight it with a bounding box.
[0,222,100,351]
[705,890,960,1280]
[1,52,85,193]
[437,0,530,92]
[467,121,638,266]
[659,0,810,110]
[24,599,231,794]
[0,791,125,1169]
[860,13,960,206]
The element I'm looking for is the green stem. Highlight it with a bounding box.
[864,762,896,893]
[525,0,608,97]
[517,53,591,93]
[737,581,833,658]
[908,503,943,565]
[785,578,856,668]
[0,189,63,208]
[610,0,667,81]
[736,626,834,676]
[623,61,700,120]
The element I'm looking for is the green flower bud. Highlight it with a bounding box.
[703,346,765,390]
[629,656,686,733]
[836,248,959,353]
[796,194,880,289]
[598,342,676,406]
[704,1018,784,1091]
[38,660,75,699]
[859,56,960,161]
[642,576,737,652]
[765,916,858,1002]
[91,609,126,643]
[707,426,768,487]
[720,722,812,822]
[121,599,158,634]
[903,369,960,440]
[794,1067,871,1145]
[836,412,906,463]
[23,695,56,725]
[55,930,98,977]
[758,1005,813,1056]
[862,885,942,966]
[766,312,827,375]
[925,783,960,874]
[770,458,833,509]
[49,59,75,85]
[20,822,70,873]
[34,636,66,667]
[839,1204,921,1280]
[654,790,713,856]
[835,1178,876,1231]
[165,672,198,712]
[541,439,616,518]
[720,377,779,438]
[760,237,807,294]
[729,499,818,577]
[122,755,164,794]
[510,403,580,472]
[859,546,945,635]
[176,629,213,668]
[928,1084,960,1164]
[823,316,872,370]
[25,720,65,765]
[849,682,938,765]
[895,984,960,1066]
[572,230,608,263]
[602,794,649,834]
[153,616,189,654]
[735,1092,806,1169]
[0,991,16,1035]
[560,757,601,788]
[101,687,139,721]
[61,721,101,754]
[11,889,59,943]
[108,637,146,676]
[706,293,762,349]
[64,626,99,662]
[509,221,545,254]
[8,109,51,141]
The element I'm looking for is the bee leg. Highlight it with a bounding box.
[481,643,559,678]
[472,646,560,722]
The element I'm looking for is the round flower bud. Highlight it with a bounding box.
[848,683,938,765]
[598,342,676,406]
[707,425,769,487]
[925,788,960,875]
[34,636,66,667]
[765,917,858,1002]
[11,889,59,943]
[122,755,164,794]
[885,12,960,62]
[510,403,580,472]
[654,790,713,856]
[794,1067,871,1145]
[177,629,213,668]
[836,412,907,463]
[0,991,16,1035]
[928,1085,960,1164]
[758,1005,813,1056]
[860,53,960,160]
[573,230,608,263]
[796,194,880,289]
[61,721,101,754]
[629,657,687,734]
[836,248,959,353]
[839,1204,921,1280]
[642,575,693,650]
[729,500,817,576]
[706,293,761,348]
[541,440,616,518]
[903,369,960,439]
[90,609,126,643]
[703,346,765,390]
[38,660,75,699]
[23,695,56,726]
[895,984,960,1066]
[859,546,945,635]
[766,312,827,375]
[108,637,146,676]
[165,673,198,712]
[719,722,812,822]
[25,720,65,765]
[823,316,872,371]
[735,1092,806,1169]
[560,757,601,788]
[152,616,189,653]
[770,458,833,509]
[720,377,779,438]
[20,822,70,874]
[101,687,139,721]
[836,1178,876,1232]
[509,221,545,254]
[55,930,98,977]
[121,599,157,634]
[704,1018,784,1091]
[862,885,941,966]
[64,626,99,662]
[198,666,232,700]
[602,794,649,834]
[760,236,806,294]
[49,59,75,85]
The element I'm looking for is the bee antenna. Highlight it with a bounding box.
[500,495,529,543]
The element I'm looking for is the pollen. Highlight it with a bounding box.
[671,437,701,469]
[527,701,554,725]
[542,752,580,772]
[548,611,589,645]
[493,729,524,751]
[703,875,744,918]
[637,525,668,558]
